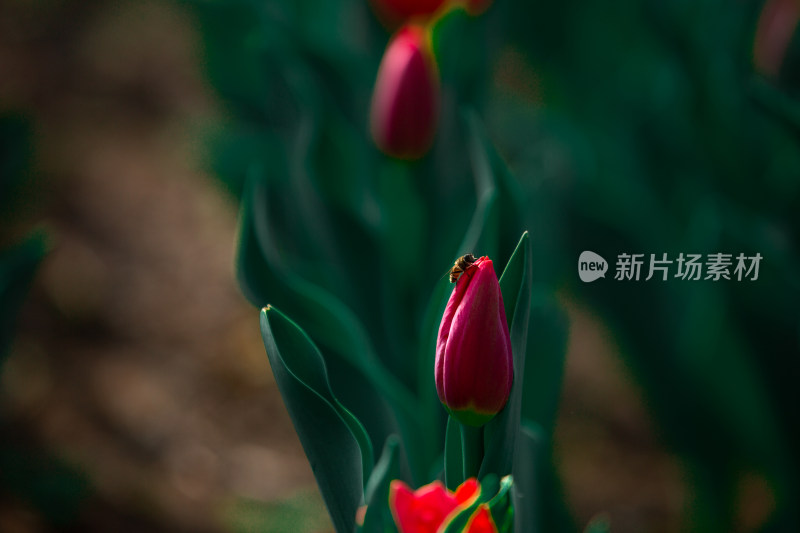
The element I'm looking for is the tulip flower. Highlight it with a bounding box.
[370,24,440,159]
[388,477,480,533]
[435,256,512,427]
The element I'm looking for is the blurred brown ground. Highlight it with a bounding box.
[0,1,697,532]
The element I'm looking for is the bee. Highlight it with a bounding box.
[449,253,477,283]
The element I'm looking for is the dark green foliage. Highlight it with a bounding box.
[198,0,800,531]
[489,0,800,531]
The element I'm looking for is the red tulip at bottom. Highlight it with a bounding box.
[370,24,440,159]
[389,478,492,533]
[435,256,513,427]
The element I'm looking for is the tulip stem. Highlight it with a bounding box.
[460,423,483,480]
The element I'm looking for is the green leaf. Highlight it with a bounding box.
[416,276,452,479]
[444,416,464,491]
[430,6,491,105]
[487,475,515,531]
[260,305,373,533]
[189,0,282,119]
[480,232,531,479]
[464,111,526,260]
[511,422,543,533]
[359,435,401,533]
[497,233,528,325]
[239,174,418,471]
[512,421,575,533]
[451,109,526,266]
[521,293,569,434]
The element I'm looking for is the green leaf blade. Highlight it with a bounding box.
[480,232,532,479]
[359,436,401,533]
[260,306,373,533]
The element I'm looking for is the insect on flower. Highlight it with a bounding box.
[449,253,477,283]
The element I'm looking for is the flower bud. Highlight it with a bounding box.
[370,24,440,159]
[435,256,512,427]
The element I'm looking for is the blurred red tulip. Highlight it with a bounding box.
[389,478,480,533]
[753,0,800,79]
[370,24,440,159]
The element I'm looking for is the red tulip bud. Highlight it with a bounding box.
[370,25,440,159]
[435,257,513,427]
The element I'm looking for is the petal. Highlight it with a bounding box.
[390,480,461,533]
[435,264,472,399]
[390,480,417,533]
[453,478,480,505]
[465,504,499,533]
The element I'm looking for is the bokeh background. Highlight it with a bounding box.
[1,0,798,532]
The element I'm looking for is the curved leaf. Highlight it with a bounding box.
[512,421,574,533]
[488,475,516,533]
[511,422,542,533]
[480,232,531,479]
[239,174,419,466]
[260,305,372,533]
[444,416,464,491]
[359,435,401,533]
[522,293,568,433]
